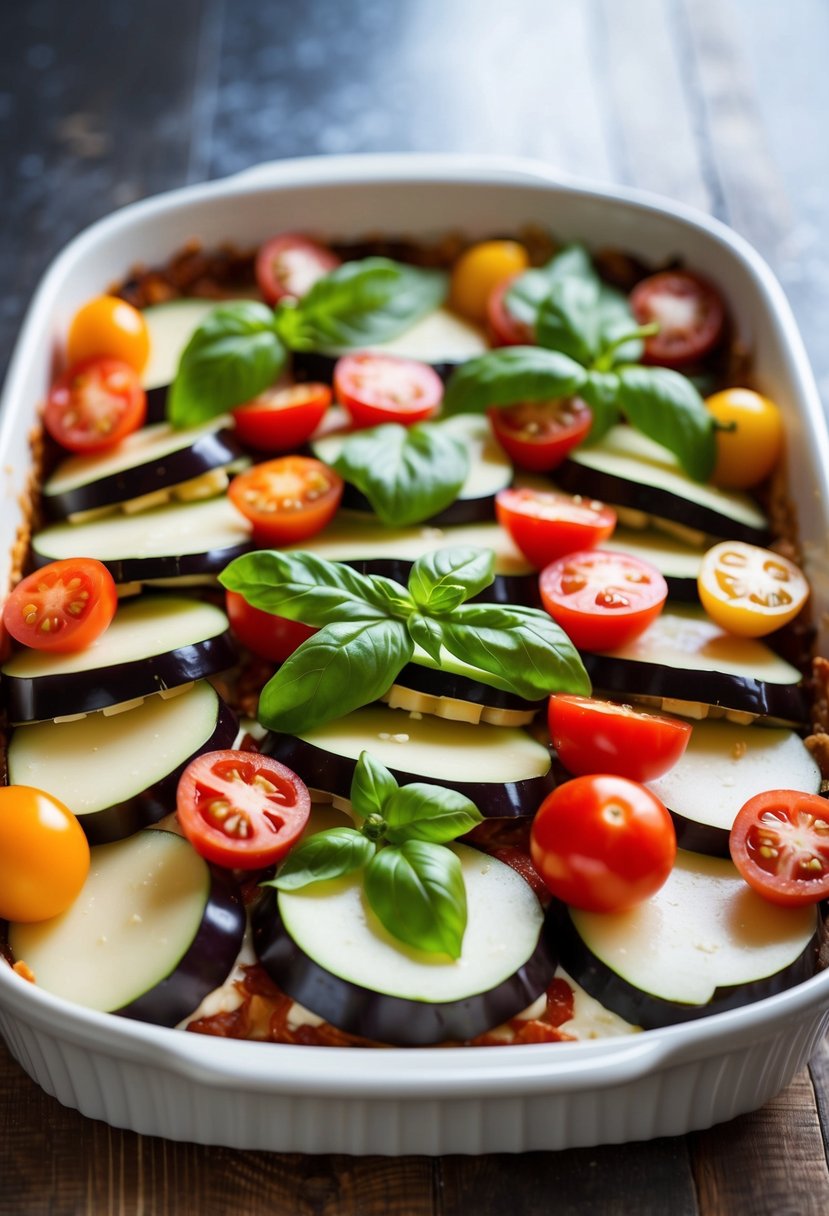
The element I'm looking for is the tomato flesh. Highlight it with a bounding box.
[45,357,147,453]
[334,353,443,428]
[730,790,829,906]
[66,295,150,373]
[530,774,676,913]
[176,751,311,870]
[630,270,725,368]
[255,233,340,305]
[225,590,317,663]
[487,276,534,347]
[697,541,809,638]
[548,694,692,782]
[495,487,616,569]
[0,785,90,922]
[539,549,668,651]
[232,382,332,452]
[488,398,592,471]
[228,456,343,546]
[3,558,118,653]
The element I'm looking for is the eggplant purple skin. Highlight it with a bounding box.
[265,731,557,818]
[544,899,821,1030]
[31,540,253,586]
[251,888,558,1045]
[42,428,246,520]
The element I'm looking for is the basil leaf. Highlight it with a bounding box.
[364,842,467,958]
[442,348,587,417]
[616,365,717,481]
[415,584,466,615]
[407,612,445,664]
[383,784,482,845]
[408,546,494,609]
[535,276,601,365]
[273,257,447,351]
[268,828,375,891]
[168,302,287,427]
[332,422,469,528]
[435,601,591,701]
[580,370,621,442]
[220,550,393,625]
[596,286,644,364]
[258,618,413,733]
[350,751,398,820]
[505,244,594,327]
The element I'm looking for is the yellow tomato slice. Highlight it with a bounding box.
[697,541,809,637]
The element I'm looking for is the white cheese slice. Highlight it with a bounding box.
[604,527,704,580]
[323,307,488,363]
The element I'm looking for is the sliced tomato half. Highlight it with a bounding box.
[334,353,443,428]
[548,694,692,782]
[495,487,616,569]
[697,541,809,638]
[225,591,317,663]
[228,455,343,546]
[486,276,535,347]
[2,558,118,653]
[44,357,147,453]
[539,549,668,651]
[255,233,340,305]
[488,398,592,471]
[232,382,332,452]
[630,270,725,368]
[730,790,829,907]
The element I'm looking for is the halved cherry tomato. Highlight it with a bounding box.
[706,388,784,489]
[176,750,311,870]
[3,558,118,653]
[44,357,147,453]
[225,590,317,663]
[729,789,829,907]
[486,276,535,347]
[66,295,150,373]
[539,550,668,651]
[334,353,443,428]
[0,785,90,922]
[255,233,340,305]
[450,240,530,323]
[697,541,809,638]
[488,398,592,472]
[228,456,343,546]
[548,694,692,782]
[495,487,616,568]
[630,270,725,368]
[530,774,676,913]
[232,382,332,452]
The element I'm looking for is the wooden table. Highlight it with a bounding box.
[2,1,829,1211]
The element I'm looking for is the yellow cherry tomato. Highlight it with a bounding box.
[697,541,809,637]
[450,240,530,323]
[66,295,150,374]
[0,786,90,922]
[706,388,783,489]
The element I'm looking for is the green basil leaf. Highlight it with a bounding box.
[580,370,621,442]
[273,258,447,351]
[220,550,393,625]
[364,842,467,958]
[505,244,594,327]
[416,583,466,615]
[442,348,587,417]
[267,828,375,891]
[168,302,287,427]
[435,601,591,701]
[408,546,495,609]
[258,618,413,733]
[383,784,482,845]
[595,286,644,364]
[535,276,601,365]
[615,365,717,481]
[350,750,398,820]
[331,422,469,528]
[407,612,445,664]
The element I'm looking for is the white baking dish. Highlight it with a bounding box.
[2,153,828,1155]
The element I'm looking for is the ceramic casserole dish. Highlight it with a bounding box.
[1,152,829,1155]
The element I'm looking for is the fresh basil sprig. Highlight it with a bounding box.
[219,545,590,733]
[265,750,482,958]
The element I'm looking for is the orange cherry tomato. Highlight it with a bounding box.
[66,295,150,373]
[3,558,118,653]
[228,456,344,546]
[0,786,90,922]
[450,240,530,323]
[706,388,784,489]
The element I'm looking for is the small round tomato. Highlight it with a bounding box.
[530,774,676,913]
[0,786,90,922]
[706,388,784,489]
[44,357,147,453]
[495,487,616,569]
[630,270,725,367]
[334,353,443,428]
[488,398,592,472]
[539,550,668,651]
[548,695,692,782]
[3,558,118,653]
[176,750,311,870]
[697,541,809,638]
[450,240,530,323]
[232,382,332,452]
[66,295,150,373]
[487,276,535,347]
[255,233,340,305]
[228,455,343,546]
[730,789,829,907]
[225,590,317,663]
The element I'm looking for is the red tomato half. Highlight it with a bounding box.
[729,790,829,907]
[539,549,668,651]
[334,353,443,428]
[530,774,676,913]
[255,233,340,305]
[488,398,592,471]
[228,456,343,546]
[3,558,118,653]
[487,277,534,347]
[44,357,147,453]
[495,487,616,569]
[630,270,726,368]
[232,383,332,452]
[548,695,692,782]
[225,590,317,663]
[177,750,311,870]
